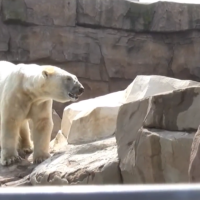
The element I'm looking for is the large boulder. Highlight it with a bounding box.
[129,128,193,183]
[144,87,200,131]
[115,98,150,183]
[116,86,200,183]
[123,75,200,103]
[61,91,124,144]
[61,75,200,144]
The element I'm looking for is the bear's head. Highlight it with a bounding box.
[40,65,84,103]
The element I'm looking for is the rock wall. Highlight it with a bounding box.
[1,0,200,116]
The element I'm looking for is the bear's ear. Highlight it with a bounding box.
[42,66,55,78]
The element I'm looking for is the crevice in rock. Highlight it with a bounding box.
[75,0,78,25]
[117,162,124,184]
[76,23,200,35]
[96,42,110,82]
[47,171,62,183]
[167,44,175,77]
[66,168,90,184]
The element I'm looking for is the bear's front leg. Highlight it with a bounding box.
[30,100,53,164]
[1,119,22,166]
[32,117,53,164]
[0,94,31,166]
[18,120,33,158]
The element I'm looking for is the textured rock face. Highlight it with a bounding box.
[116,85,200,183]
[2,0,76,26]
[144,87,200,131]
[77,0,200,32]
[189,126,200,182]
[123,75,200,103]
[30,135,121,185]
[1,0,200,115]
[133,128,193,183]
[2,134,121,186]
[61,91,124,144]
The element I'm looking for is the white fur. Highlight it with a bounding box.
[0,61,83,166]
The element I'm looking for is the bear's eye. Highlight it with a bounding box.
[67,77,72,81]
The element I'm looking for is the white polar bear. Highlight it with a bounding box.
[0,61,84,166]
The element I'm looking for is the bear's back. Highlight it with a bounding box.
[0,61,20,83]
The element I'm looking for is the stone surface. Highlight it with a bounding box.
[77,0,200,32]
[77,0,142,30]
[0,20,9,52]
[4,25,200,82]
[3,0,200,32]
[29,135,121,185]
[0,159,34,186]
[115,98,150,183]
[144,86,200,131]
[188,126,200,182]
[1,134,121,186]
[25,0,76,26]
[2,0,76,26]
[116,79,200,183]
[116,97,194,183]
[132,128,193,183]
[61,91,124,144]
[123,75,200,103]
[4,25,200,80]
[2,0,27,23]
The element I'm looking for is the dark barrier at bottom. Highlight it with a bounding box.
[0,184,200,200]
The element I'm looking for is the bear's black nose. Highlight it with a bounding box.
[79,87,84,94]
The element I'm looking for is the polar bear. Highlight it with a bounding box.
[0,61,84,166]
